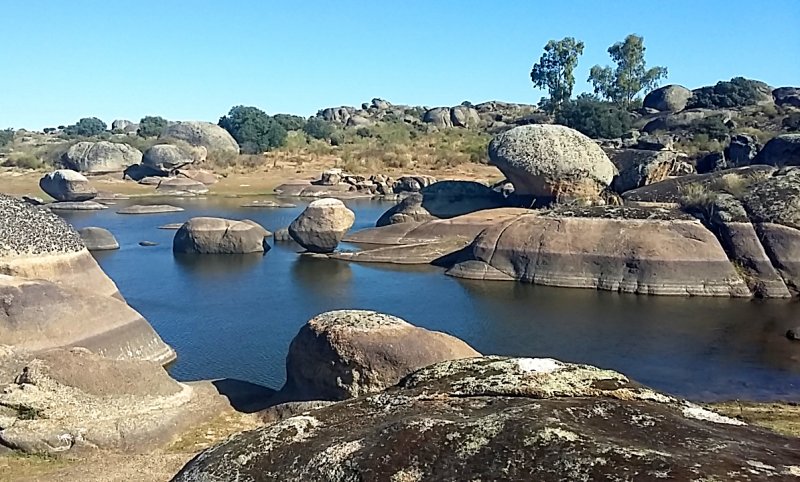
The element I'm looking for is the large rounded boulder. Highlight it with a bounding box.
[174,356,800,481]
[282,310,480,400]
[160,121,239,154]
[60,141,143,173]
[288,198,355,253]
[173,217,270,254]
[39,169,97,202]
[754,133,800,167]
[643,84,692,112]
[142,144,195,174]
[78,227,119,251]
[488,124,618,204]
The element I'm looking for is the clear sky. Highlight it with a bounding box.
[1,0,798,130]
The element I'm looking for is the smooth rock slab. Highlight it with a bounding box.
[78,227,119,251]
[117,204,185,214]
[48,201,108,211]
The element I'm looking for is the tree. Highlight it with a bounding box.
[303,117,335,140]
[555,94,631,139]
[588,34,667,108]
[530,37,585,114]
[273,114,307,132]
[63,117,107,137]
[0,128,14,147]
[137,116,169,137]
[218,105,287,154]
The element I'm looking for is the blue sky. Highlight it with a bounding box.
[1,0,798,130]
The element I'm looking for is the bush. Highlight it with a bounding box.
[137,116,168,137]
[688,77,767,109]
[690,117,730,141]
[0,128,14,147]
[303,117,335,140]
[555,94,631,139]
[273,114,306,132]
[63,117,107,138]
[218,106,287,154]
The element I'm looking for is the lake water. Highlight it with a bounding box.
[57,196,800,402]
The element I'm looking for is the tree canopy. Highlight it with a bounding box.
[0,128,14,147]
[303,117,336,140]
[218,106,287,154]
[137,116,169,138]
[588,34,667,108]
[63,117,107,137]
[530,37,585,114]
[556,94,631,139]
[687,77,768,109]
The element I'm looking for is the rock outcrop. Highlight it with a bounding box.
[60,141,143,174]
[604,149,678,193]
[447,208,751,297]
[754,133,800,167]
[488,125,617,204]
[142,144,195,175]
[376,181,506,227]
[78,227,119,251]
[643,84,692,112]
[117,204,185,214]
[0,194,175,363]
[160,121,239,154]
[288,199,355,253]
[154,177,209,195]
[174,356,800,481]
[173,217,271,254]
[39,169,97,202]
[282,310,480,400]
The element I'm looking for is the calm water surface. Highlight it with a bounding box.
[58,196,800,401]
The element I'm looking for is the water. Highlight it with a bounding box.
[58,196,800,401]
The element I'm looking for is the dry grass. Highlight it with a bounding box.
[710,401,800,438]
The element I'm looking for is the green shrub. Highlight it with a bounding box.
[218,106,287,154]
[0,128,14,147]
[678,183,718,219]
[303,118,335,140]
[273,114,307,132]
[688,77,767,109]
[63,117,107,137]
[137,116,168,137]
[555,94,631,139]
[690,117,730,141]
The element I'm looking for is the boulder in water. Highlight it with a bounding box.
[173,217,270,254]
[78,227,119,251]
[288,198,355,253]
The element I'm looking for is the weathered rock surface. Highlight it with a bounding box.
[643,84,692,112]
[392,175,437,193]
[174,356,800,482]
[117,204,185,214]
[142,144,194,174]
[376,181,506,227]
[78,227,119,251]
[39,169,97,202]
[741,168,800,230]
[274,181,369,199]
[60,141,142,173]
[177,169,217,185]
[773,86,800,108]
[160,121,239,154]
[47,200,108,211]
[642,109,733,133]
[0,348,227,454]
[447,209,751,297]
[488,125,617,203]
[154,177,209,195]
[288,199,355,253]
[754,133,800,167]
[282,310,480,400]
[173,217,270,254]
[0,194,175,362]
[622,166,776,204]
[604,149,678,193]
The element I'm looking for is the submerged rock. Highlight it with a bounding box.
[47,200,108,211]
[282,310,480,400]
[173,217,271,254]
[174,356,800,481]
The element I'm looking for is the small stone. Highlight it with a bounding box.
[139,241,158,247]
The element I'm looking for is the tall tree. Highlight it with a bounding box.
[530,37,585,114]
[588,34,667,108]
[218,106,287,154]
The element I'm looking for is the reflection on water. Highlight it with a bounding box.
[57,196,800,401]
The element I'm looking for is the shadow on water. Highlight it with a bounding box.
[291,255,353,296]
[173,252,265,277]
[210,378,278,413]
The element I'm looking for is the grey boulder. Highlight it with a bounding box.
[60,141,142,173]
[173,217,270,254]
[39,169,97,202]
[643,84,692,112]
[78,227,119,251]
[288,198,355,253]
